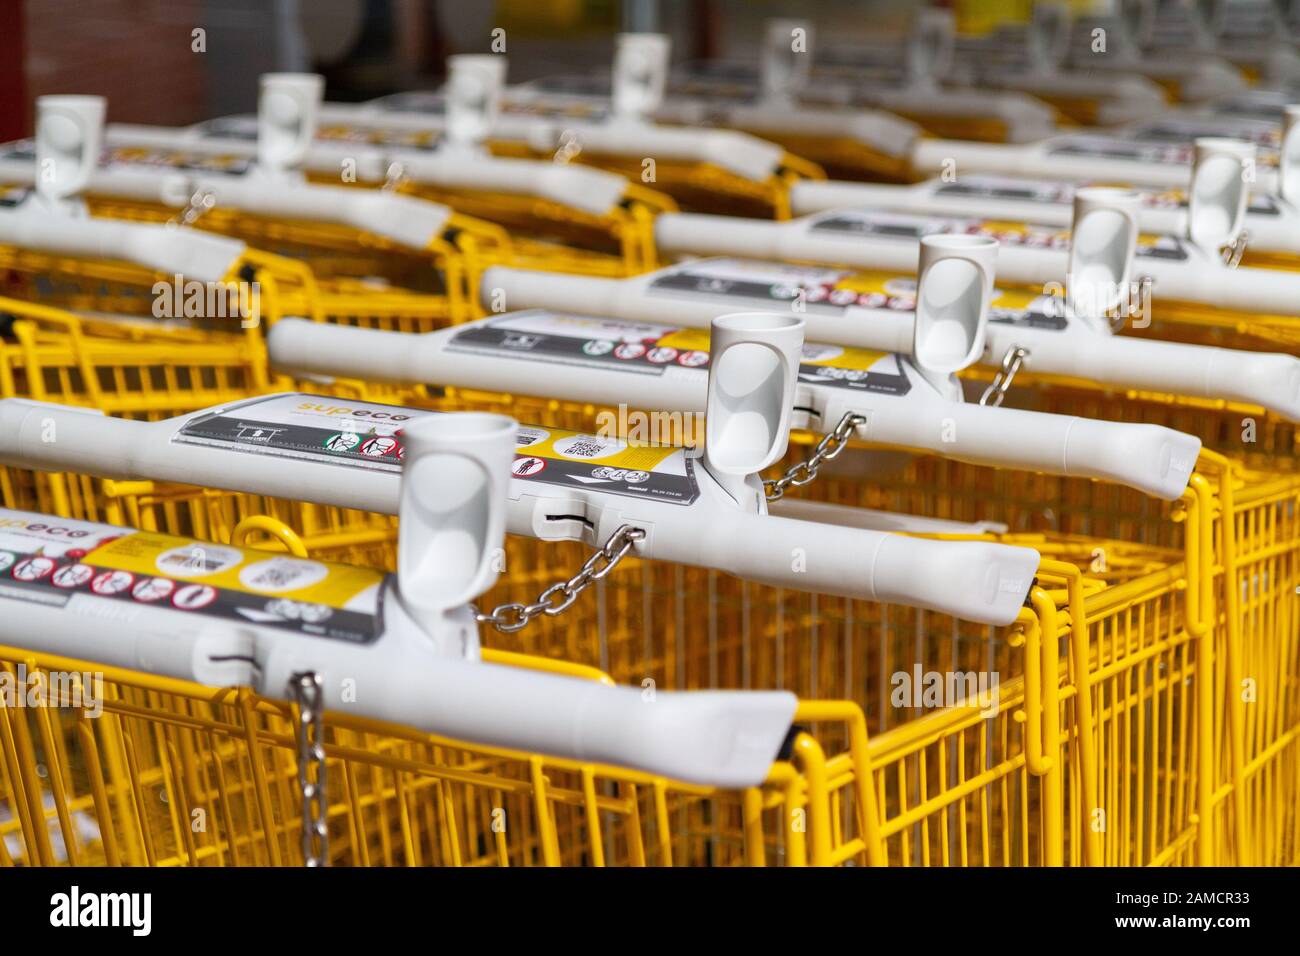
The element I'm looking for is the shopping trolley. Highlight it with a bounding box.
[94,62,676,277]
[0,409,885,867]
[325,37,827,222]
[0,95,515,336]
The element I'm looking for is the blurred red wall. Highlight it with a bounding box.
[20,0,208,130]
[0,0,25,139]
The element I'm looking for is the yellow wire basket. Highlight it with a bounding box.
[0,637,875,867]
[2,450,1294,866]
[0,206,501,334]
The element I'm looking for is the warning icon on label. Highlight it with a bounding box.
[52,564,95,589]
[91,570,135,596]
[12,556,55,582]
[359,436,401,458]
[677,350,709,368]
[324,432,361,453]
[173,583,218,611]
[512,456,547,477]
[132,577,176,603]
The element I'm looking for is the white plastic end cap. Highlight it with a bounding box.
[446,54,508,148]
[1188,137,1255,251]
[907,8,955,83]
[34,95,105,204]
[1028,2,1072,70]
[612,33,671,117]
[704,312,805,478]
[257,73,325,174]
[761,19,814,101]
[1069,187,1142,324]
[1280,105,1300,204]
[397,412,517,624]
[913,234,998,378]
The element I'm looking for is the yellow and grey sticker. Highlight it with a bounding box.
[646,258,1067,332]
[449,310,913,396]
[808,209,1192,262]
[931,174,1281,216]
[0,508,384,643]
[0,139,252,176]
[174,394,701,505]
[512,425,699,505]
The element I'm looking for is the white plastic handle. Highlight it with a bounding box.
[612,33,671,118]
[446,54,508,149]
[34,95,105,207]
[398,412,516,625]
[1281,105,1300,204]
[703,312,804,495]
[761,19,813,103]
[912,234,997,388]
[258,73,324,175]
[1188,137,1255,251]
[1069,187,1141,328]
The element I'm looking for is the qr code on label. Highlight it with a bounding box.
[247,565,300,589]
[161,552,225,573]
[561,440,607,458]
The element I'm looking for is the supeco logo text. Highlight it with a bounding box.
[295,403,412,421]
[0,519,91,537]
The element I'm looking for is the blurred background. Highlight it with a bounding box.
[0,0,1032,138]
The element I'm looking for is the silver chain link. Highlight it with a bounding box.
[980,345,1030,407]
[382,161,408,193]
[763,411,866,502]
[288,672,328,867]
[168,188,215,228]
[1112,275,1154,332]
[475,524,645,633]
[1220,229,1249,269]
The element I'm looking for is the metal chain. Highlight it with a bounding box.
[289,672,328,867]
[168,188,215,227]
[1220,230,1249,269]
[1111,275,1154,332]
[382,161,408,193]
[763,411,866,502]
[475,524,645,633]
[980,345,1030,407]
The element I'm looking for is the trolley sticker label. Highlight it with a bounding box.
[807,209,1191,262]
[173,394,699,504]
[0,139,254,177]
[511,428,699,505]
[175,394,427,473]
[0,507,386,644]
[930,174,1281,216]
[646,258,1066,337]
[1046,124,1280,169]
[446,311,711,375]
